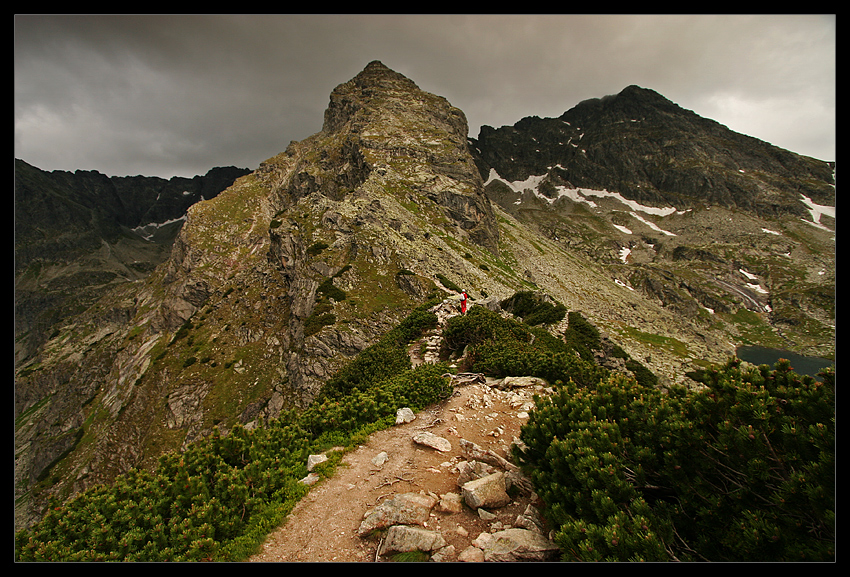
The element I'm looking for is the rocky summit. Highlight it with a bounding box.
[14,61,834,532]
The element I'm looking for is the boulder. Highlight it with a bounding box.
[298,472,320,486]
[458,546,485,562]
[306,453,328,471]
[436,492,464,514]
[430,544,456,562]
[455,459,496,486]
[395,407,416,424]
[461,471,511,510]
[412,431,452,452]
[357,492,438,536]
[515,504,546,534]
[481,528,560,562]
[371,451,389,468]
[497,376,549,390]
[378,525,447,556]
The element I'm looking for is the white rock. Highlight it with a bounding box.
[372,451,389,467]
[412,431,452,452]
[298,472,320,486]
[307,453,328,471]
[396,407,416,424]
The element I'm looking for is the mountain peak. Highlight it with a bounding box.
[313,61,498,250]
[562,84,680,122]
[352,60,417,88]
[321,61,421,135]
[360,59,400,76]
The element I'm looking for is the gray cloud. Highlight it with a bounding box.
[15,14,835,178]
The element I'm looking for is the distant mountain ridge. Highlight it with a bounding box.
[15,160,251,269]
[14,160,251,362]
[470,84,834,217]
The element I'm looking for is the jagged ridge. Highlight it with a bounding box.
[470,84,835,217]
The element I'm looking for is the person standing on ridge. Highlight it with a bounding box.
[460,289,468,315]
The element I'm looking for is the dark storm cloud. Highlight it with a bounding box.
[14,14,835,179]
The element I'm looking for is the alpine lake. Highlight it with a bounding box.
[735,345,834,382]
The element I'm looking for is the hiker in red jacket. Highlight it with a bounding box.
[460,290,468,315]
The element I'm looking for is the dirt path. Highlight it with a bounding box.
[247,375,542,562]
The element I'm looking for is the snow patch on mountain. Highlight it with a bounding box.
[628,212,677,237]
[739,269,759,281]
[799,194,835,231]
[132,215,187,241]
[485,168,683,221]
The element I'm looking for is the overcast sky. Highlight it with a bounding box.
[14,14,836,179]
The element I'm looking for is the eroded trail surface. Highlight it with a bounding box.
[248,374,549,563]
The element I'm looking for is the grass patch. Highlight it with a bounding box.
[618,325,691,358]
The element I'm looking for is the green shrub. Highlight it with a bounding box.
[625,359,658,388]
[306,242,329,257]
[501,291,567,326]
[302,275,349,337]
[514,359,835,562]
[441,306,532,357]
[441,306,607,388]
[316,277,345,302]
[562,311,601,361]
[316,303,438,401]
[436,273,461,293]
[303,312,336,337]
[169,320,194,346]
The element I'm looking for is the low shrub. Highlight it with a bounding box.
[514,359,835,562]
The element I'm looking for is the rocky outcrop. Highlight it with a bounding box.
[256,60,502,398]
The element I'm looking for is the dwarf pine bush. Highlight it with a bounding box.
[514,358,835,561]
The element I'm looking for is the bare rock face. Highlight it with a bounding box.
[266,60,498,254]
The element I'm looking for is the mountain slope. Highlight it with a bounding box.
[469,84,835,361]
[14,63,835,532]
[15,60,521,529]
[14,160,251,363]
